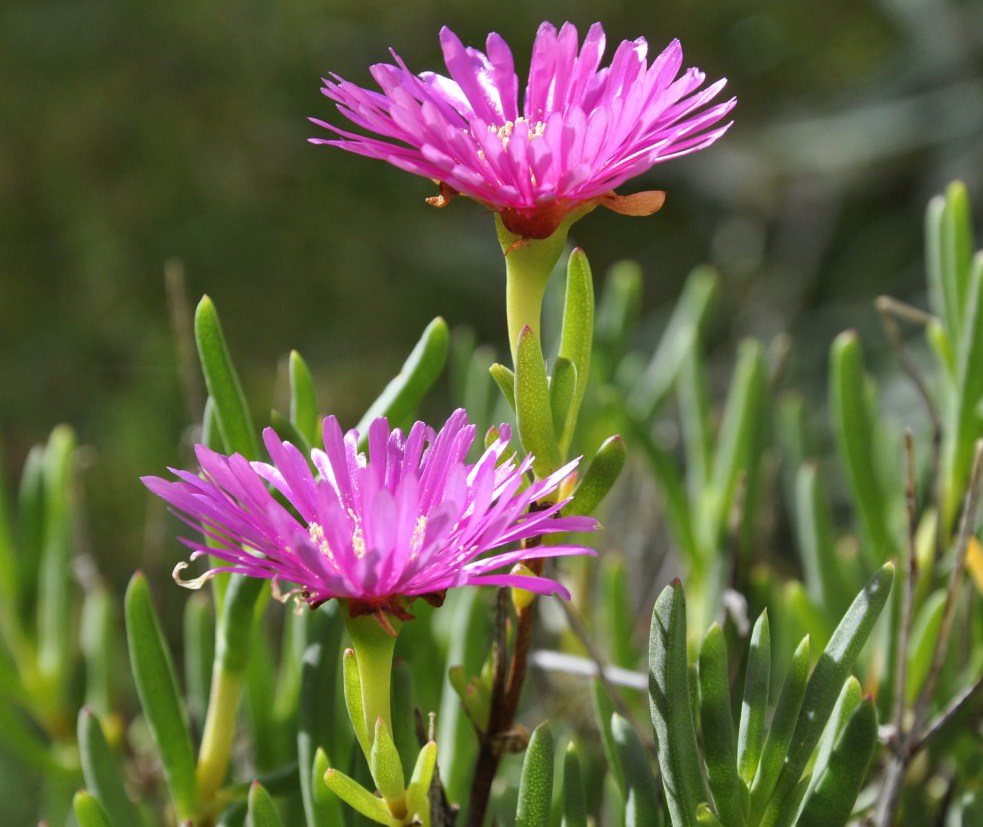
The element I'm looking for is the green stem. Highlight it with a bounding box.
[196,574,264,808]
[196,665,245,805]
[497,216,570,366]
[344,611,402,751]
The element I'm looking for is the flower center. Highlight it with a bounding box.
[490,117,546,149]
[309,514,366,561]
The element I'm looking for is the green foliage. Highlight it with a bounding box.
[124,572,199,821]
[648,569,892,827]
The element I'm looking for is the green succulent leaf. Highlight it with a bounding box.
[698,624,746,827]
[78,708,141,827]
[310,748,344,827]
[516,722,555,827]
[797,697,878,827]
[37,425,76,696]
[195,295,259,459]
[405,740,437,818]
[356,317,449,441]
[750,635,810,820]
[794,463,852,617]
[124,572,198,821]
[562,742,588,827]
[515,325,562,478]
[563,435,627,518]
[905,589,947,704]
[628,266,719,419]
[247,781,285,827]
[738,611,771,788]
[549,357,578,445]
[342,648,370,761]
[489,363,517,413]
[324,769,400,827]
[289,350,319,447]
[695,803,724,826]
[369,717,406,809]
[829,331,892,564]
[72,791,114,827]
[183,592,215,729]
[649,579,709,827]
[81,585,116,718]
[809,677,863,801]
[592,680,626,800]
[612,714,662,827]
[595,260,643,364]
[760,564,893,827]
[557,248,594,453]
[705,339,766,551]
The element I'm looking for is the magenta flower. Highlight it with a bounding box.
[143,409,596,618]
[311,21,735,239]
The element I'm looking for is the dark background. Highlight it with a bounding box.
[1,0,981,590]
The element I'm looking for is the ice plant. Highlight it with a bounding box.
[143,408,596,770]
[143,408,594,612]
[311,22,735,360]
[312,21,734,241]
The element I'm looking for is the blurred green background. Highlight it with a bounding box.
[1,0,981,616]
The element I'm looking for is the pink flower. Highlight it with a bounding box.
[310,22,734,239]
[143,409,596,618]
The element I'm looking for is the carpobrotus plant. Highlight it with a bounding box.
[3,18,981,827]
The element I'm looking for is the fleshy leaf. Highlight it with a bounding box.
[613,714,662,826]
[516,722,555,827]
[549,357,578,446]
[515,325,562,478]
[489,363,517,413]
[289,350,319,447]
[749,636,810,820]
[557,248,594,453]
[563,435,627,518]
[562,742,587,827]
[72,791,114,827]
[124,572,198,821]
[796,697,878,827]
[649,579,709,827]
[248,780,286,827]
[829,331,892,564]
[737,611,770,787]
[698,624,746,827]
[628,267,719,419]
[369,717,406,810]
[760,564,894,827]
[78,708,142,827]
[195,295,259,459]
[356,317,449,442]
[324,769,400,826]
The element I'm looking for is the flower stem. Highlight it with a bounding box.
[344,611,402,752]
[196,665,245,805]
[497,217,569,366]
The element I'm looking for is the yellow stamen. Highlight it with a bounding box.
[308,521,335,562]
[410,515,428,558]
[488,117,547,149]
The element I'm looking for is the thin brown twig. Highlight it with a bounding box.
[907,667,983,756]
[913,439,983,730]
[465,586,518,827]
[875,295,945,569]
[873,439,983,827]
[892,430,919,741]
